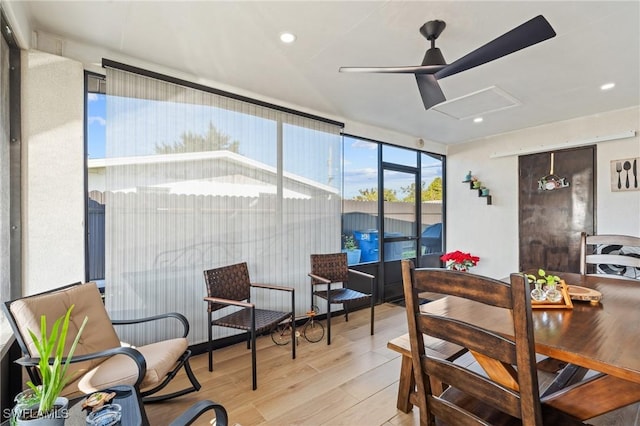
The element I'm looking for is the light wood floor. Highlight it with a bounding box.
[146,303,640,426]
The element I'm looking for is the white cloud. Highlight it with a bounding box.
[351,140,376,150]
[88,116,106,126]
[87,93,98,102]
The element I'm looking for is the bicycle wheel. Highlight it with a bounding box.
[271,323,292,346]
[303,319,325,343]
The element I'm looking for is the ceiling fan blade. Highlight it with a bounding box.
[435,15,556,80]
[340,65,446,74]
[416,74,446,110]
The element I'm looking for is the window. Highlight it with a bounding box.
[342,136,379,263]
[341,135,444,265]
[86,66,343,345]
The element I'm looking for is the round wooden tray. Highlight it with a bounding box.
[567,285,602,304]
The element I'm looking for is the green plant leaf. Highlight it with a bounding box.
[23,304,88,417]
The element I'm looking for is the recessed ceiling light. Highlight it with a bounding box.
[280,32,296,44]
[600,82,615,91]
[473,117,484,123]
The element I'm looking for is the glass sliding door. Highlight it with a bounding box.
[419,152,445,267]
[381,168,417,262]
[380,145,419,301]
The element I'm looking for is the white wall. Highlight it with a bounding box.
[446,106,640,279]
[22,50,85,294]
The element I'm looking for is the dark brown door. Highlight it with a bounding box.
[519,146,596,272]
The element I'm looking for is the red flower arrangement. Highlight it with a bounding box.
[440,250,480,271]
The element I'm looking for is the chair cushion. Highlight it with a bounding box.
[75,337,189,395]
[9,282,122,393]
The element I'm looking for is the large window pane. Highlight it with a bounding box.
[97,67,342,346]
[383,169,416,261]
[342,136,379,264]
[421,153,444,255]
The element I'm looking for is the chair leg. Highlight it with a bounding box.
[291,314,296,360]
[142,350,202,403]
[370,297,375,336]
[251,308,257,390]
[208,314,213,372]
[326,303,332,345]
[251,327,257,390]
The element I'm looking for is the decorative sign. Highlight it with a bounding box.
[611,157,640,192]
[538,153,570,191]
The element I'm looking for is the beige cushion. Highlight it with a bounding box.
[76,337,189,395]
[10,282,122,395]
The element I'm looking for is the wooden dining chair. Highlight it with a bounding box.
[401,260,587,426]
[203,262,295,390]
[308,253,375,345]
[580,232,640,278]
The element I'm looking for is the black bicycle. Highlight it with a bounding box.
[271,306,324,345]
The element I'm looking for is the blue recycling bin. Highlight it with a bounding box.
[354,230,379,262]
[354,230,404,262]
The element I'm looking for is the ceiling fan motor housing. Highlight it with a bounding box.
[423,48,446,66]
[419,20,446,41]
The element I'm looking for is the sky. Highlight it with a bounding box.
[87,93,442,199]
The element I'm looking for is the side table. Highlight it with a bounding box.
[1,385,149,426]
[68,385,149,426]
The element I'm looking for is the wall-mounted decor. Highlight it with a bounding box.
[463,171,492,205]
[538,152,570,191]
[611,157,640,192]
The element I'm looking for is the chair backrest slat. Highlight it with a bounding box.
[580,232,640,276]
[402,260,542,426]
[420,315,517,365]
[203,262,251,312]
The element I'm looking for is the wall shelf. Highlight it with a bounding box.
[463,176,492,205]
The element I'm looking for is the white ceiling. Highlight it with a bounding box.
[4,1,640,145]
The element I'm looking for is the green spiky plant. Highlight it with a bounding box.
[21,305,88,418]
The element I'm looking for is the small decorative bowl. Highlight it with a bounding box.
[86,403,122,426]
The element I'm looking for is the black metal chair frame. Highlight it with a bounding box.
[203,262,295,390]
[308,253,375,345]
[169,400,229,426]
[2,282,201,403]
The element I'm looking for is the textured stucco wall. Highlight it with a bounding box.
[22,50,85,294]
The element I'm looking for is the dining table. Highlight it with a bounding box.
[420,271,640,421]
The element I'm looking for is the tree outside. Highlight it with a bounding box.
[352,177,441,202]
[155,122,240,154]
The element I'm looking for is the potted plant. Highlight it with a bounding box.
[440,250,480,272]
[12,305,88,426]
[526,268,562,302]
[342,234,361,265]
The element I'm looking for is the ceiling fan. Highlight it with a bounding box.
[339,15,556,110]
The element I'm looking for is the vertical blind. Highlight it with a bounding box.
[104,66,343,345]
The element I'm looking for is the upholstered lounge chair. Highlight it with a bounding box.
[2,281,201,402]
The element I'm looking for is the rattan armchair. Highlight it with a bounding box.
[308,253,375,345]
[203,262,295,390]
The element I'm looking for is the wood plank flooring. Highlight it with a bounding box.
[145,303,640,426]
